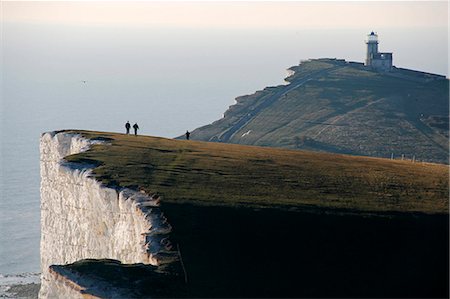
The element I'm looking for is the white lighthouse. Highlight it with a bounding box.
[365,31,393,71]
[365,31,379,66]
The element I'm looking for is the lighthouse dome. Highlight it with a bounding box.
[367,31,378,43]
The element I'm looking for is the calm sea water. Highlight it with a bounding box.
[0,22,447,282]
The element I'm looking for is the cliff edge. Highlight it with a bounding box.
[39,132,181,298]
[39,130,449,298]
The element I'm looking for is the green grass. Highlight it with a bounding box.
[63,130,448,214]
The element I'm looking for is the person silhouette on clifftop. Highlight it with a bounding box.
[185,130,190,140]
[133,123,139,136]
[125,121,131,134]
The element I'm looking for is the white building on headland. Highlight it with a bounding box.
[365,32,393,72]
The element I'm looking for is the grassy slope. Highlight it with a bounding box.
[188,60,338,141]
[63,130,448,214]
[190,59,449,163]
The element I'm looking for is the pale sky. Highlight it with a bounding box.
[2,1,448,29]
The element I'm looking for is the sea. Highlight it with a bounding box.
[0,22,447,297]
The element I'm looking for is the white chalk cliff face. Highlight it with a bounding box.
[39,132,176,298]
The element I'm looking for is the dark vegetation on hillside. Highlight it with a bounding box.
[54,206,449,298]
[190,59,449,163]
[58,130,448,298]
[63,130,448,214]
[163,203,448,298]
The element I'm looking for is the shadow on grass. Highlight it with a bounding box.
[163,203,449,298]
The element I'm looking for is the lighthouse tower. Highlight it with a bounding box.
[364,31,393,71]
[365,31,379,66]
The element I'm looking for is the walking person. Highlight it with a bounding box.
[133,123,139,136]
[185,130,190,140]
[125,121,131,134]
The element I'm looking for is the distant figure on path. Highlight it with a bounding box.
[125,121,131,134]
[185,130,190,140]
[133,123,139,135]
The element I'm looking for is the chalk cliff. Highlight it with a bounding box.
[39,132,177,298]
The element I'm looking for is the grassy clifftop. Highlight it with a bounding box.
[190,59,449,163]
[63,130,448,214]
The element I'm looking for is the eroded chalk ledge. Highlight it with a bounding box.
[48,259,186,299]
